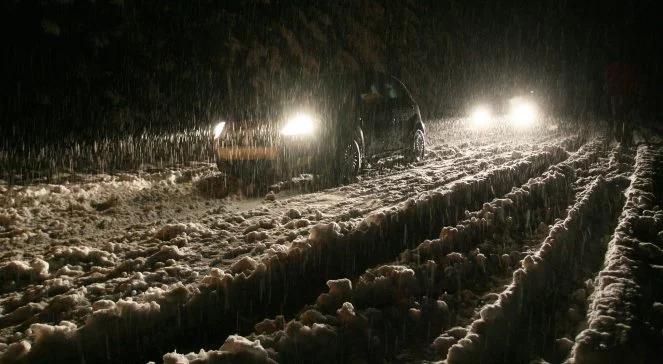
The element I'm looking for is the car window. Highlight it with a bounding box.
[384,81,403,99]
[360,81,383,104]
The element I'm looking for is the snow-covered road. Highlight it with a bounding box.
[1,119,661,364]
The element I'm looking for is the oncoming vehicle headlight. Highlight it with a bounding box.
[470,105,492,128]
[509,98,538,127]
[213,121,226,139]
[281,113,315,136]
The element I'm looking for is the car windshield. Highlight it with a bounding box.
[223,73,399,126]
[276,74,365,123]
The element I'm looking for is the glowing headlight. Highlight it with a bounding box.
[509,99,538,127]
[213,121,226,139]
[281,113,315,136]
[470,106,492,128]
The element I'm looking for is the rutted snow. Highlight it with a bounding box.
[155,141,603,363]
[570,144,663,363]
[0,122,589,363]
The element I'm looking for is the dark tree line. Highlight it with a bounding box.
[1,0,659,146]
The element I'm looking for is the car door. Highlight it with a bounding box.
[360,80,392,155]
[383,78,414,149]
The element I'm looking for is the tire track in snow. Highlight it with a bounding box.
[201,137,564,269]
[443,149,631,364]
[0,139,576,364]
[150,139,602,363]
[570,144,663,364]
[0,132,572,336]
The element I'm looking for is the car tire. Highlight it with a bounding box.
[339,139,362,180]
[406,129,426,162]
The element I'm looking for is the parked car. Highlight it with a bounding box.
[212,74,425,181]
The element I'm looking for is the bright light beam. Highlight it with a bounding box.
[509,99,537,127]
[213,121,226,138]
[281,113,315,136]
[470,106,492,128]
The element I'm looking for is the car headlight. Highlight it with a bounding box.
[281,113,315,136]
[470,105,492,128]
[213,121,226,139]
[509,98,537,127]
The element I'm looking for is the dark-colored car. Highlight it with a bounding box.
[212,74,425,181]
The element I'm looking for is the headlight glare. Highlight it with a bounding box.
[213,122,226,139]
[281,113,315,136]
[509,99,537,127]
[470,106,492,128]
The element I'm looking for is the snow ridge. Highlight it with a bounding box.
[569,144,663,363]
[445,173,620,363]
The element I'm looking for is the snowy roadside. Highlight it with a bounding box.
[0,120,580,363]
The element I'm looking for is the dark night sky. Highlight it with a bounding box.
[0,0,660,144]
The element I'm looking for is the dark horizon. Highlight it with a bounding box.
[1,0,660,145]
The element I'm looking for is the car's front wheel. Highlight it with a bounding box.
[339,139,362,180]
[406,129,426,162]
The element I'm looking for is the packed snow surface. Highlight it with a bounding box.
[2,119,660,363]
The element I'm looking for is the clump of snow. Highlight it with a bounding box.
[0,341,30,361]
[218,335,272,361]
[154,223,212,241]
[229,256,259,274]
[90,195,119,211]
[432,334,458,354]
[299,309,327,326]
[307,222,341,244]
[31,319,77,339]
[91,299,115,312]
[146,245,187,266]
[336,302,356,323]
[264,191,276,201]
[0,259,50,292]
[254,315,285,335]
[161,335,276,364]
[314,278,353,312]
[0,302,47,328]
[51,246,116,267]
[0,212,22,229]
[286,208,301,219]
